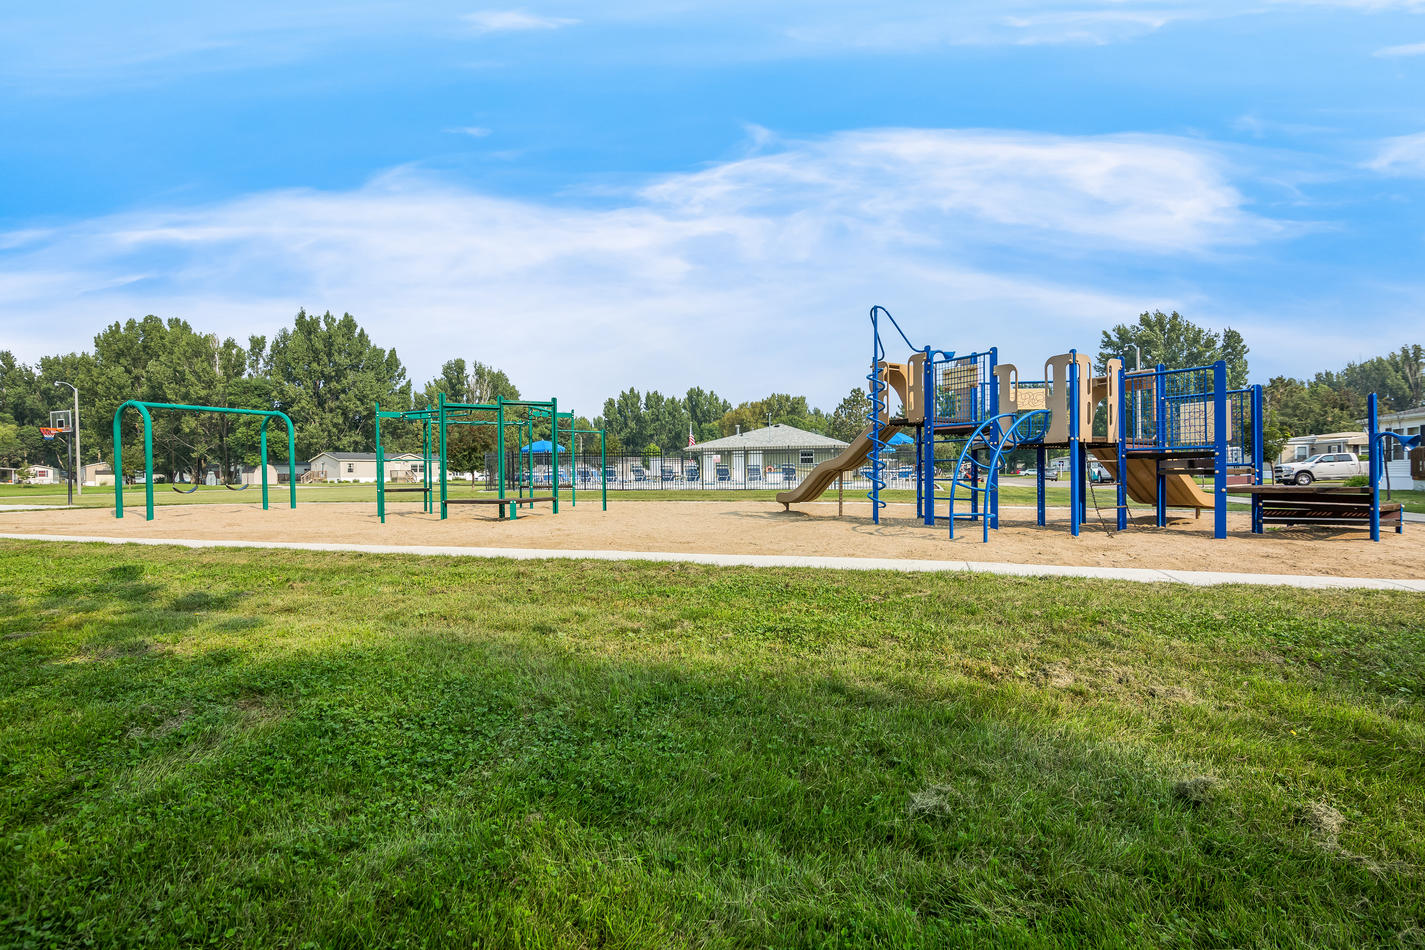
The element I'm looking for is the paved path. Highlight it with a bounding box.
[3,532,1422,591]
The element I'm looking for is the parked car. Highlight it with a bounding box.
[1021,468,1060,481]
[1274,453,1364,486]
[1087,461,1114,483]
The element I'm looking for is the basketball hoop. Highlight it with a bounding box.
[40,427,63,441]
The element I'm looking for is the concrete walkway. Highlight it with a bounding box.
[3,532,1422,592]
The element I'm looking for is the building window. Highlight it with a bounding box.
[347,463,354,473]
[800,450,814,464]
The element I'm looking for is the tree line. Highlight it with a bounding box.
[2,306,1416,479]
[0,311,542,481]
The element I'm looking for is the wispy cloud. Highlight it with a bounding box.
[783,6,1193,50]
[444,126,492,137]
[1373,40,1425,56]
[1365,131,1425,174]
[462,10,578,34]
[0,129,1302,406]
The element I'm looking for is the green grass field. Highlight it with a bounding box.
[1,540,1421,947]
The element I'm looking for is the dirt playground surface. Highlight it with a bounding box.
[2,498,1421,580]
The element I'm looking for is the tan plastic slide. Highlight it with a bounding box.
[775,424,907,506]
[1088,446,1214,511]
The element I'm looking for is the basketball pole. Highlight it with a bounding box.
[54,380,80,496]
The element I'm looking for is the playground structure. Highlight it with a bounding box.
[374,393,606,523]
[778,307,1405,542]
[112,401,297,521]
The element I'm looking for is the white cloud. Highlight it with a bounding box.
[1365,132,1425,174]
[445,126,493,137]
[0,129,1291,409]
[782,5,1194,50]
[1374,40,1425,55]
[462,10,578,34]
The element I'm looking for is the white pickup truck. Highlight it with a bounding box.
[1273,452,1364,486]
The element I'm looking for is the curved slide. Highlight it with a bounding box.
[777,424,907,505]
[1088,447,1213,510]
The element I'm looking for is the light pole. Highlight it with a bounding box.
[54,381,80,496]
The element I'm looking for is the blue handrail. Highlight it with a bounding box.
[947,410,1049,542]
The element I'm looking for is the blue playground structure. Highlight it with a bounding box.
[778,306,1404,542]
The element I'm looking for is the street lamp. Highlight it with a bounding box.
[53,381,80,496]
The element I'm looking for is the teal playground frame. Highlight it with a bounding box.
[374,393,606,523]
[112,401,297,521]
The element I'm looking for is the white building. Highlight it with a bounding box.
[308,451,436,483]
[683,424,850,485]
[24,465,62,485]
[1276,431,1368,465]
[1366,405,1425,490]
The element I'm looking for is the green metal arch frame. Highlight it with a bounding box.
[113,400,297,520]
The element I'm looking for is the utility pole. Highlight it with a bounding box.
[54,380,80,496]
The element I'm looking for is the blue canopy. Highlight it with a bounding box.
[886,431,915,445]
[521,440,567,453]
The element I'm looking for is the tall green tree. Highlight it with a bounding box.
[717,393,819,437]
[683,387,730,443]
[597,389,647,452]
[1264,375,1367,440]
[827,387,868,442]
[263,310,411,459]
[1097,311,1250,388]
[643,391,691,453]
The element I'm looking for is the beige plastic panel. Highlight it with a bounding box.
[994,364,1046,412]
[1043,353,1094,443]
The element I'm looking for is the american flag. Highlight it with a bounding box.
[688,423,695,447]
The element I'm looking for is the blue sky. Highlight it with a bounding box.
[2,1,1423,413]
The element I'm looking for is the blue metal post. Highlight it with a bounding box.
[1213,361,1227,540]
[922,352,935,526]
[1369,392,1380,542]
[1069,354,1081,537]
[1154,363,1167,528]
[1036,445,1046,526]
[988,348,1000,530]
[1251,384,1264,534]
[869,315,883,525]
[1115,369,1128,530]
[551,397,559,513]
